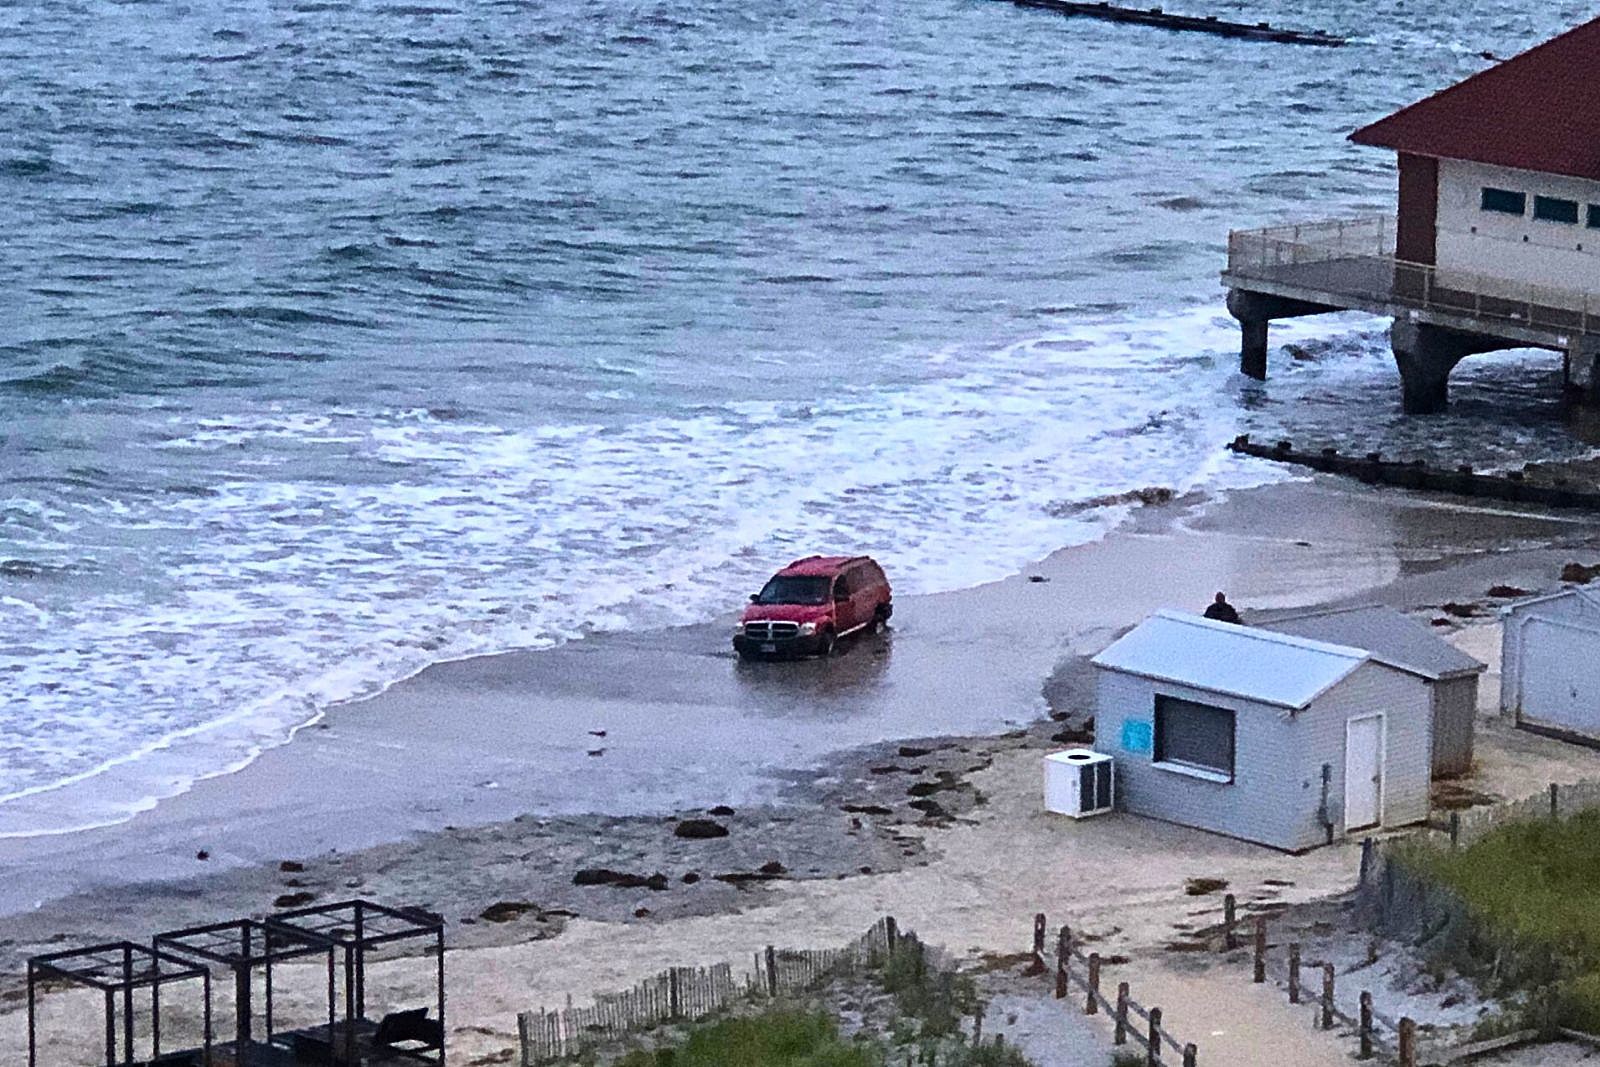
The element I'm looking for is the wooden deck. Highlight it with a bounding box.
[1224,254,1595,349]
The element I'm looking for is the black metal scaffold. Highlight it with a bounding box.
[27,941,213,1067]
[267,900,447,1065]
[152,919,337,1066]
[28,898,446,1067]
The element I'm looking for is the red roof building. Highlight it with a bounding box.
[1350,18,1600,276]
[1221,18,1600,416]
[1351,19,1600,183]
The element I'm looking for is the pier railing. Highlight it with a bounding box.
[1226,217,1600,338]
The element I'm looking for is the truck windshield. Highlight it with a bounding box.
[755,576,831,605]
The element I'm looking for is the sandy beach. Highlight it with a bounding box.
[8,475,1600,1064]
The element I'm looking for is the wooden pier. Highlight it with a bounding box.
[1005,0,1346,47]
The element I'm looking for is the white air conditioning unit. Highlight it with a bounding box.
[1043,749,1114,818]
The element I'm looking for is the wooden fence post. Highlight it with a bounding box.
[1253,916,1267,983]
[1358,991,1373,1059]
[1224,894,1238,950]
[973,1004,984,1046]
[1032,914,1047,973]
[1359,836,1375,885]
[1114,982,1129,1045]
[1398,1017,1416,1067]
[885,916,898,953]
[1086,953,1101,1015]
[764,946,778,998]
[1147,1008,1162,1067]
[1321,963,1335,1030]
[1449,811,1460,849]
[1183,1042,1197,1067]
[1288,943,1301,1004]
[1551,782,1560,819]
[1054,927,1070,999]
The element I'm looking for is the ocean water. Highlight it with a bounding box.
[1,0,1594,837]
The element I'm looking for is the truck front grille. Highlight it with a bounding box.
[744,621,801,641]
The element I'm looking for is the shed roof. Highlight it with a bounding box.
[1350,17,1600,182]
[1255,605,1485,681]
[1503,586,1600,619]
[1091,611,1370,710]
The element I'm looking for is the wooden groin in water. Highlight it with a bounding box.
[1229,434,1600,511]
[1005,0,1346,47]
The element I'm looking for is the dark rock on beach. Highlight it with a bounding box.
[572,868,667,890]
[479,900,540,923]
[673,819,729,840]
[1562,562,1600,584]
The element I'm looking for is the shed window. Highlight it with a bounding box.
[1535,196,1580,224]
[1480,188,1526,215]
[1588,204,1600,230]
[1154,696,1235,780]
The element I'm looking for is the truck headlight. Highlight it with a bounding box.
[798,621,819,635]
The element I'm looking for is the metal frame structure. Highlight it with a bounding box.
[266,900,446,1065]
[152,919,338,1066]
[28,942,213,1067]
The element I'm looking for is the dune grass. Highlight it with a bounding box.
[613,1012,878,1067]
[1401,809,1600,1029]
[610,936,1033,1066]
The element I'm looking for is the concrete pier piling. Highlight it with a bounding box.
[1389,320,1517,415]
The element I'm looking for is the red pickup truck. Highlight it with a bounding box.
[733,556,893,660]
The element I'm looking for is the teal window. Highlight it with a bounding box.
[1480,187,1526,215]
[1587,204,1600,229]
[1535,196,1580,224]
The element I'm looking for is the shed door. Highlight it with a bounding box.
[1521,618,1600,737]
[1344,714,1384,832]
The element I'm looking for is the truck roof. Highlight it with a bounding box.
[777,555,870,577]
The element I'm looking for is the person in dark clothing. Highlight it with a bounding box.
[1203,592,1241,624]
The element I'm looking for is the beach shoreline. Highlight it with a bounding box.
[7,475,1600,1061]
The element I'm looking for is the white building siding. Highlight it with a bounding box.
[1501,591,1600,716]
[1434,158,1600,300]
[1430,676,1479,777]
[1094,661,1431,851]
[1313,661,1433,830]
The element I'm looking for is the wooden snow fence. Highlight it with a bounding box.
[1193,784,1600,1065]
[516,917,899,1064]
[1027,913,1199,1066]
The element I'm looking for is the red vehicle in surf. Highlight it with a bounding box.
[733,556,893,660]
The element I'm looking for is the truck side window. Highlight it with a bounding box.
[834,573,852,600]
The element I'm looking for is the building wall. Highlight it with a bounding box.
[1093,662,1431,851]
[1397,153,1438,264]
[1429,675,1479,778]
[1434,158,1600,299]
[1501,593,1600,714]
[1307,661,1431,831]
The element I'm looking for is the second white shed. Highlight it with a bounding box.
[1501,588,1600,743]
[1092,612,1433,852]
[1258,605,1486,777]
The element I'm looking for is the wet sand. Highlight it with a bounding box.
[6,477,1600,1062]
[1,479,1574,910]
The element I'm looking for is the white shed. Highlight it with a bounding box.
[1501,588,1600,743]
[1257,605,1486,777]
[1092,612,1433,852]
